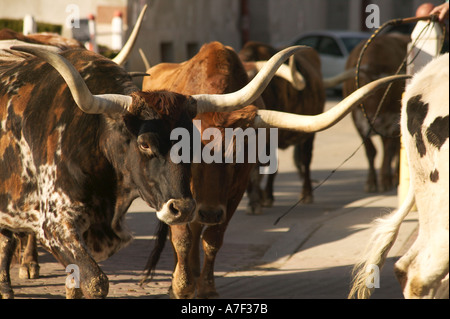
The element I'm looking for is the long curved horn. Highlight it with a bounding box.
[0,40,62,53]
[252,55,306,90]
[323,67,357,88]
[12,46,132,114]
[288,55,306,90]
[253,74,411,133]
[138,48,151,70]
[112,5,148,66]
[192,45,305,114]
[128,71,150,77]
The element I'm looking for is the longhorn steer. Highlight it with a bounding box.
[239,41,325,210]
[0,7,148,285]
[349,53,449,299]
[343,34,410,193]
[0,42,296,298]
[141,41,410,298]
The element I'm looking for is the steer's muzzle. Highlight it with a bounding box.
[156,198,196,225]
[195,204,227,225]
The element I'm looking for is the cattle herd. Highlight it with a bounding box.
[0,6,448,299]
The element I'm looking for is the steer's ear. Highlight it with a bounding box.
[184,96,199,119]
[123,113,141,137]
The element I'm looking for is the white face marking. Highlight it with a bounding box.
[156,199,194,225]
[156,200,178,225]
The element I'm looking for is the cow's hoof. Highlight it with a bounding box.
[66,287,84,299]
[0,283,14,299]
[19,263,40,279]
[246,204,262,215]
[301,194,313,204]
[169,286,196,299]
[197,291,219,299]
[261,197,273,207]
[379,181,394,192]
[364,183,378,193]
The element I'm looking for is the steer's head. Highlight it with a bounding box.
[120,90,197,224]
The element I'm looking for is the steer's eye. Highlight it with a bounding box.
[139,142,153,155]
[137,133,159,157]
[140,142,150,150]
[139,142,150,151]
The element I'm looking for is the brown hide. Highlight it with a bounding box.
[142,41,262,298]
[240,42,325,147]
[0,28,83,49]
[238,41,325,205]
[343,34,409,192]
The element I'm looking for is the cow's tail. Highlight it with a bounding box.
[140,220,169,286]
[348,183,415,299]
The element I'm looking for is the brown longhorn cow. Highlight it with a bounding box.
[140,41,410,299]
[0,6,148,284]
[343,33,410,193]
[239,41,325,212]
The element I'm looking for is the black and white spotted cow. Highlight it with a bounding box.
[349,53,449,299]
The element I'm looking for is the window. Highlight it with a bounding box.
[160,42,174,62]
[187,42,199,60]
[295,36,319,49]
[341,36,368,54]
[317,37,342,57]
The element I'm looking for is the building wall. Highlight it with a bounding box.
[1,0,242,74]
[1,0,446,74]
[245,0,445,46]
[125,0,241,74]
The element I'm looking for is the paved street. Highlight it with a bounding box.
[9,96,418,299]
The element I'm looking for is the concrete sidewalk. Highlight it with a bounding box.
[9,191,417,299]
[215,192,418,299]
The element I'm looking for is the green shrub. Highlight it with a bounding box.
[0,19,23,32]
[0,18,61,34]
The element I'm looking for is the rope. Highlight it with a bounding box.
[274,15,445,225]
[355,14,445,138]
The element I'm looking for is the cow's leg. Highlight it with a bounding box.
[294,137,314,204]
[42,224,109,299]
[379,136,400,192]
[262,171,276,207]
[395,233,449,298]
[169,224,196,299]
[293,143,305,178]
[196,223,227,299]
[362,136,378,192]
[353,111,378,192]
[19,234,39,279]
[0,229,17,299]
[394,239,419,292]
[246,166,263,214]
[189,222,203,282]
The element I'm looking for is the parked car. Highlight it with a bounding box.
[287,30,371,89]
